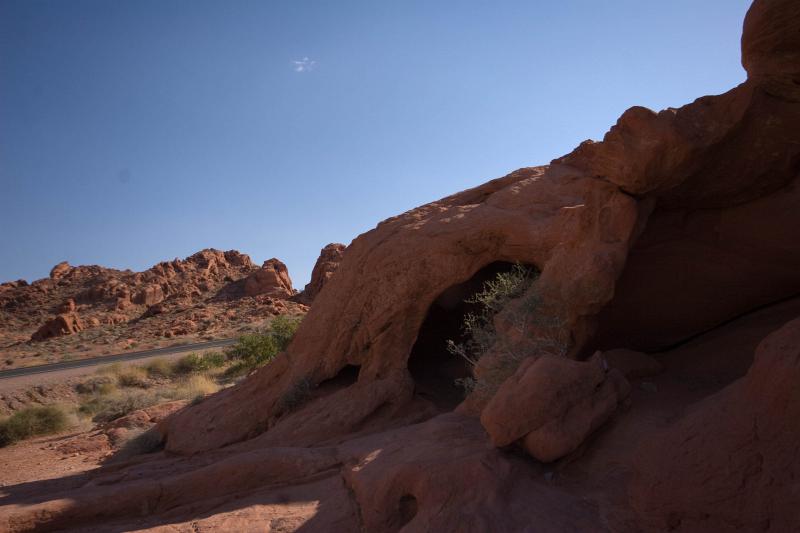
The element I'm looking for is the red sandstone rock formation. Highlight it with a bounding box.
[30,312,84,341]
[1,249,305,359]
[1,1,798,531]
[299,243,346,303]
[131,284,165,306]
[480,354,630,462]
[631,317,800,531]
[243,258,294,298]
[49,261,72,279]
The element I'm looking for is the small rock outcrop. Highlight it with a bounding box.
[301,243,346,303]
[30,313,84,341]
[131,284,165,306]
[49,261,72,279]
[57,298,76,314]
[243,258,294,298]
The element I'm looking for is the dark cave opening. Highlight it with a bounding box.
[407,261,520,410]
[317,364,361,394]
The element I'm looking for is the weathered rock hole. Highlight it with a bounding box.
[396,494,418,528]
[317,364,360,393]
[407,261,520,410]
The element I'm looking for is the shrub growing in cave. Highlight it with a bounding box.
[448,263,567,397]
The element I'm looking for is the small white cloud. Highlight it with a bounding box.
[292,57,316,73]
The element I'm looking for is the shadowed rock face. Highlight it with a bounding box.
[631,316,800,532]
[2,1,799,531]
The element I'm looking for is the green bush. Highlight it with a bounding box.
[0,406,68,447]
[225,334,277,365]
[224,315,302,377]
[269,315,302,351]
[448,264,539,368]
[201,351,226,368]
[173,351,226,375]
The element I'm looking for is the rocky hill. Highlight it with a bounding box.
[0,246,344,368]
[1,0,797,531]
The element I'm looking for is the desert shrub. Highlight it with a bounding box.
[97,362,122,375]
[225,334,277,365]
[143,358,174,378]
[110,427,164,463]
[201,351,226,368]
[115,366,150,388]
[224,316,303,377]
[277,377,313,413]
[174,352,226,375]
[268,315,303,351]
[222,360,253,379]
[447,264,538,367]
[166,374,220,402]
[448,263,567,397]
[0,406,68,446]
[74,376,116,396]
[80,390,160,423]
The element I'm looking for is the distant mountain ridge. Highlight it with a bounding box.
[0,246,344,368]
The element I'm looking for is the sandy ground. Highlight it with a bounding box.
[0,428,107,489]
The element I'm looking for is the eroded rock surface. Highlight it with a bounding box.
[243,258,294,298]
[299,243,346,303]
[631,317,800,532]
[1,1,798,531]
[30,312,85,341]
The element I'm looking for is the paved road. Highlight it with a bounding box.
[0,338,237,380]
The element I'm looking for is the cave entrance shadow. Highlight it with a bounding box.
[407,261,518,410]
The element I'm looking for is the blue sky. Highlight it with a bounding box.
[0,0,751,286]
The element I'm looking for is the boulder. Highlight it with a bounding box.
[57,298,76,313]
[49,261,72,279]
[31,313,84,341]
[301,243,346,302]
[243,258,294,298]
[132,284,164,306]
[480,355,630,462]
[742,0,800,101]
[108,400,188,432]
